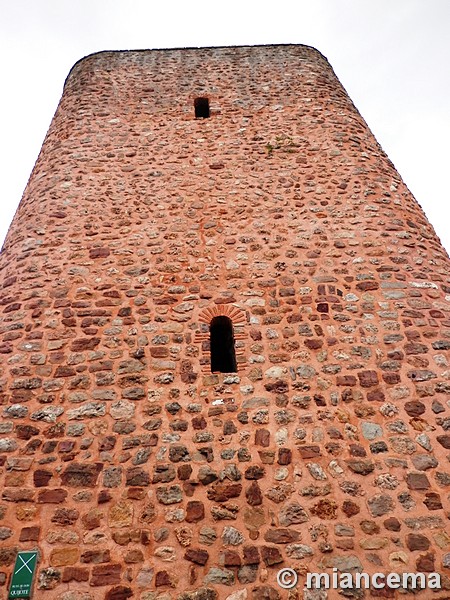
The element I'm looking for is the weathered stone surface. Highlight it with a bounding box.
[3,404,28,418]
[424,492,443,510]
[435,472,450,487]
[211,504,238,521]
[307,462,327,480]
[342,500,361,517]
[51,508,79,526]
[184,548,209,565]
[346,460,375,476]
[298,445,321,459]
[105,586,133,600]
[221,550,241,567]
[124,549,144,563]
[178,588,218,600]
[412,454,438,471]
[311,499,338,519]
[62,566,89,583]
[404,516,444,530]
[264,483,294,503]
[224,590,247,600]
[81,549,111,564]
[243,507,265,533]
[37,489,68,504]
[139,502,157,524]
[255,429,270,447]
[109,501,133,528]
[437,435,450,449]
[0,438,18,452]
[199,527,217,546]
[361,422,382,440]
[260,546,283,566]
[2,487,35,503]
[389,436,416,454]
[156,485,183,505]
[155,569,177,587]
[416,552,435,572]
[34,469,52,487]
[152,464,176,484]
[169,444,190,463]
[50,548,79,567]
[244,466,265,480]
[241,546,260,566]
[245,481,263,506]
[90,564,122,586]
[19,526,40,541]
[37,568,61,590]
[70,338,100,351]
[357,370,379,387]
[279,503,309,526]
[222,527,245,546]
[251,586,280,600]
[404,400,426,417]
[264,528,300,544]
[31,407,64,422]
[367,494,395,517]
[0,527,13,540]
[47,530,79,544]
[399,490,416,511]
[207,483,242,502]
[359,537,388,550]
[204,567,235,586]
[0,547,17,566]
[61,463,102,487]
[406,472,431,490]
[186,501,205,523]
[103,467,122,488]
[154,546,176,562]
[375,473,399,490]
[67,402,106,420]
[126,467,150,487]
[198,466,218,486]
[175,526,194,547]
[383,517,401,532]
[406,534,431,551]
[320,554,363,572]
[286,543,313,558]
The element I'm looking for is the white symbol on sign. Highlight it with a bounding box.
[15,555,34,575]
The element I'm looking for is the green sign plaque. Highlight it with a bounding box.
[9,551,38,598]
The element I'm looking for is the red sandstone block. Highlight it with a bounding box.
[19,526,40,542]
[90,564,122,586]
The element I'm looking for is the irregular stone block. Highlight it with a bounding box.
[90,564,122,586]
[61,463,103,487]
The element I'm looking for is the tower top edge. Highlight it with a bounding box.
[64,43,329,86]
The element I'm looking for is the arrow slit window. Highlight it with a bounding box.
[194,97,210,118]
[210,316,237,373]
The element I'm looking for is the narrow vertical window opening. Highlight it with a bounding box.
[195,97,210,118]
[210,316,237,373]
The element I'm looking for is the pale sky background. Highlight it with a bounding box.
[1,0,449,253]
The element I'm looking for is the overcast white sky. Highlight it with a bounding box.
[1,0,449,254]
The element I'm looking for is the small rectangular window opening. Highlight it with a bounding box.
[210,316,237,373]
[195,97,210,119]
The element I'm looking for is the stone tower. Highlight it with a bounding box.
[1,45,449,600]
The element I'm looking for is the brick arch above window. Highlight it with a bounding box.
[198,304,247,326]
[196,304,248,373]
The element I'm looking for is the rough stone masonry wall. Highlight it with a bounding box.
[0,45,450,600]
